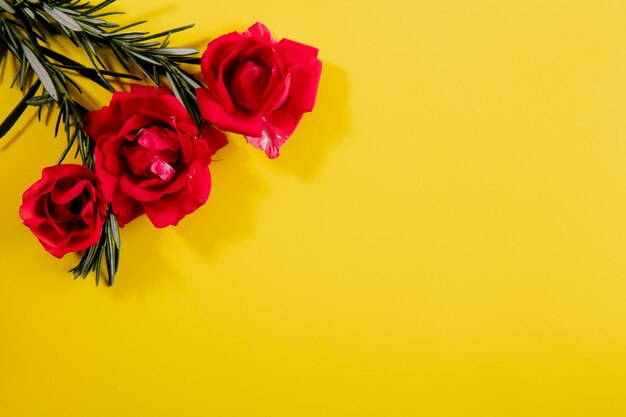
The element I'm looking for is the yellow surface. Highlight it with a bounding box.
[2,0,626,415]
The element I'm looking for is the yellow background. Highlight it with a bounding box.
[2,0,626,415]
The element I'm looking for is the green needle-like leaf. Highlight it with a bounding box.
[0,0,14,14]
[3,0,205,283]
[109,212,120,249]
[0,80,40,138]
[43,4,83,31]
[26,94,55,106]
[21,42,58,100]
[149,47,197,56]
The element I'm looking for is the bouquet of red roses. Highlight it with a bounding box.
[0,0,321,285]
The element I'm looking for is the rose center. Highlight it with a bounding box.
[69,198,83,215]
[122,127,179,182]
[229,60,270,111]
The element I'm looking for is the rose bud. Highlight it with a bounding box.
[197,22,322,158]
[84,85,228,228]
[19,164,107,258]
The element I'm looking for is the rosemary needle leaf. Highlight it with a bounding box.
[21,43,58,100]
[151,47,198,56]
[0,0,14,13]
[0,80,40,138]
[43,4,83,32]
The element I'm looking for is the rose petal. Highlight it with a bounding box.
[150,158,175,182]
[266,106,303,139]
[50,179,86,205]
[197,88,264,136]
[119,114,158,136]
[275,39,322,113]
[213,45,246,112]
[201,31,244,90]
[244,22,276,44]
[199,125,229,157]
[87,86,222,228]
[230,60,270,111]
[122,146,153,177]
[288,60,322,114]
[244,125,283,159]
[143,163,211,228]
[84,105,123,138]
[138,127,179,152]
[244,110,303,158]
[261,71,291,115]
[19,164,105,258]
[143,197,182,228]
[111,198,143,227]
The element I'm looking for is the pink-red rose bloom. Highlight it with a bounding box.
[197,22,322,158]
[84,85,228,228]
[19,164,107,258]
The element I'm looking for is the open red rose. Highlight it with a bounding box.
[19,164,107,258]
[84,85,228,228]
[197,22,322,158]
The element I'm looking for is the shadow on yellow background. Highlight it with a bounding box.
[270,63,349,180]
[3,1,626,416]
[176,63,349,263]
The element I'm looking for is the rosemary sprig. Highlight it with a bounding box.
[69,209,120,286]
[0,0,205,284]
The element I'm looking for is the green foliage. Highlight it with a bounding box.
[0,0,204,285]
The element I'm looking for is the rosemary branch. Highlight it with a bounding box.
[0,0,205,284]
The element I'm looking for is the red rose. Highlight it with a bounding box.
[19,164,107,258]
[84,85,228,228]
[197,22,322,158]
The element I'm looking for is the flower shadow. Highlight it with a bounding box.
[137,63,347,265]
[105,143,265,296]
[107,220,181,297]
[173,140,268,261]
[269,62,350,181]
